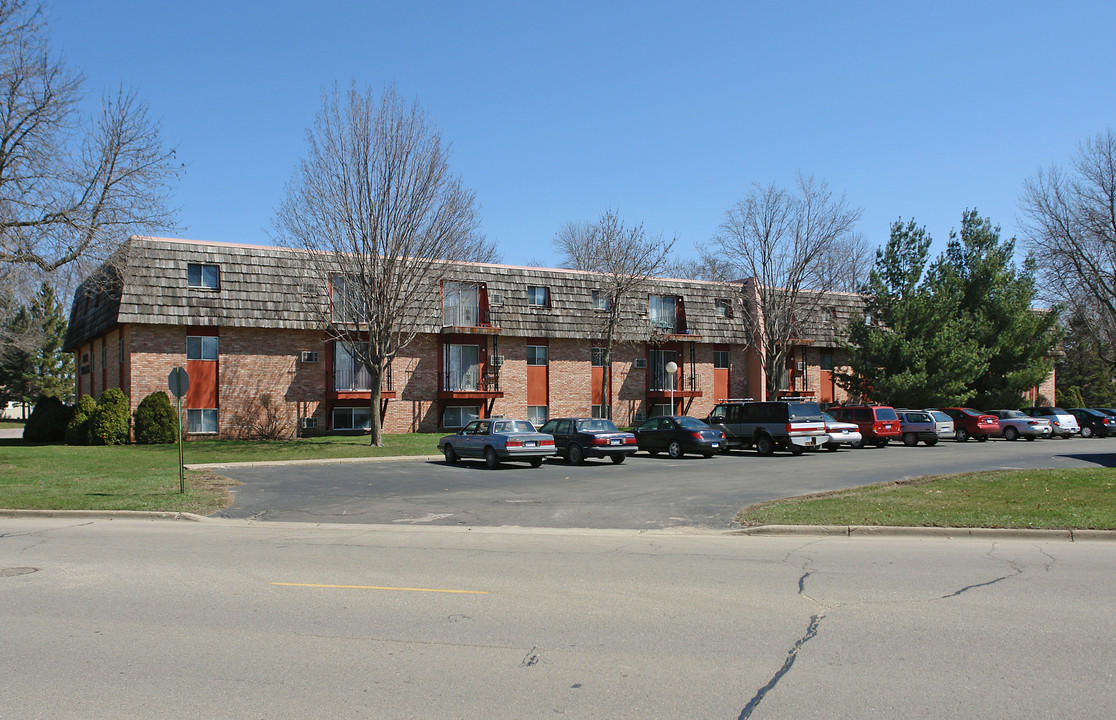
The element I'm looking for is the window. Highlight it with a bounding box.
[187,263,219,290]
[80,353,89,375]
[187,336,219,360]
[332,406,371,430]
[649,350,677,391]
[527,285,549,307]
[715,299,733,317]
[443,405,480,428]
[443,282,480,327]
[591,347,605,367]
[649,295,677,331]
[101,343,106,368]
[187,409,218,434]
[445,344,480,391]
[331,276,361,322]
[651,403,674,418]
[714,350,730,369]
[527,345,548,366]
[820,353,834,371]
[591,404,611,419]
[527,405,548,427]
[592,290,610,310]
[334,342,372,391]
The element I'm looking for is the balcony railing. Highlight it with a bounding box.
[334,365,393,392]
[443,304,486,327]
[443,368,499,393]
[649,372,700,393]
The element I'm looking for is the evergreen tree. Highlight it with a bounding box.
[0,283,74,404]
[838,220,988,408]
[1055,310,1116,407]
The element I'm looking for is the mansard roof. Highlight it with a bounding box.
[64,235,862,350]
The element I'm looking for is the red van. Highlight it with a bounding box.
[829,405,902,448]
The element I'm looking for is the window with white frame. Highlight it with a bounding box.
[527,285,549,307]
[187,263,219,290]
[649,294,677,331]
[714,350,730,369]
[651,403,674,418]
[443,405,480,428]
[527,345,548,366]
[591,404,611,419]
[186,336,218,360]
[715,298,733,317]
[187,409,218,434]
[592,289,610,310]
[444,344,480,391]
[527,405,548,427]
[443,281,480,327]
[334,342,372,391]
[332,406,371,430]
[331,275,363,322]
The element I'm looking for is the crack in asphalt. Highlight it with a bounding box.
[737,613,824,720]
[938,545,1023,599]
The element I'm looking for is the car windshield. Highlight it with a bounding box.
[577,419,619,432]
[495,421,535,433]
[1001,410,1025,418]
[929,411,951,423]
[788,402,823,420]
[822,412,836,423]
[675,417,707,430]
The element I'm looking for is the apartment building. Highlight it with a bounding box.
[63,236,864,437]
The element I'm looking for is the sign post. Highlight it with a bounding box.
[168,367,189,494]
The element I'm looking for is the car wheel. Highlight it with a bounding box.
[1081,426,1094,438]
[925,438,938,447]
[667,440,684,459]
[755,435,775,457]
[850,437,866,449]
[902,432,918,447]
[1024,435,1036,441]
[976,435,988,442]
[529,457,543,468]
[442,445,458,464]
[874,439,889,448]
[825,443,839,452]
[610,454,626,464]
[789,444,804,455]
[484,446,500,469]
[702,452,715,458]
[567,443,585,465]
[1003,426,1019,441]
[956,428,970,442]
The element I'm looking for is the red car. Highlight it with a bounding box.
[939,408,1000,442]
[829,405,902,448]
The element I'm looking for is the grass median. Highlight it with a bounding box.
[736,468,1116,530]
[0,434,442,515]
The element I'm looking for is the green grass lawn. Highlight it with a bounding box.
[0,420,26,429]
[736,468,1116,530]
[0,434,443,515]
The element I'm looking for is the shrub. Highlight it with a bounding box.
[65,394,98,445]
[134,391,179,444]
[230,393,292,440]
[88,388,131,445]
[22,396,72,442]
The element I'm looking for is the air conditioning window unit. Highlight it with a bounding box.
[634,358,648,368]
[301,351,319,363]
[489,293,502,306]
[491,354,505,367]
[300,417,318,429]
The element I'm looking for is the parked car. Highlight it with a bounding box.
[705,399,827,456]
[1069,408,1116,438]
[1021,406,1080,438]
[438,419,555,468]
[895,410,941,446]
[633,415,724,458]
[538,417,638,464]
[985,409,1051,441]
[829,405,902,448]
[939,408,1000,442]
[924,410,957,442]
[820,411,862,451]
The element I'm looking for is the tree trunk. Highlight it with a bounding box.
[367,364,384,447]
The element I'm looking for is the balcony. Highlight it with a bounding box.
[331,364,395,400]
[442,305,500,334]
[439,367,503,400]
[647,371,702,398]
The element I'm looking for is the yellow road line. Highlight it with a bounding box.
[271,582,487,595]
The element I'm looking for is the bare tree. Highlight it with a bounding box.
[274,83,498,446]
[0,1,180,288]
[1021,128,1116,365]
[707,175,862,399]
[554,209,675,419]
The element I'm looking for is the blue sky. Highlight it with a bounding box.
[52,0,1115,268]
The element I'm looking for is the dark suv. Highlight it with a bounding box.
[705,400,827,456]
[829,405,902,448]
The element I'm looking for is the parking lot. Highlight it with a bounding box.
[214,436,1116,529]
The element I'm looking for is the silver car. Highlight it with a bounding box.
[923,410,956,442]
[1021,406,1080,438]
[896,410,941,446]
[821,411,862,451]
[986,409,1051,441]
[438,419,555,468]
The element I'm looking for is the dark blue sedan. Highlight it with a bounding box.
[633,416,724,459]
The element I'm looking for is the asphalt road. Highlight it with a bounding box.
[2,517,1113,719]
[213,436,1116,529]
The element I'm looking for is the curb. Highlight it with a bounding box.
[732,524,1116,541]
[0,509,208,522]
[186,454,443,470]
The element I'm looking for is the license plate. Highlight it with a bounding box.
[610,439,621,445]
[884,424,892,429]
[525,441,536,447]
[711,443,720,448]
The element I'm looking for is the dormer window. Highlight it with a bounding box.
[187,263,220,290]
[592,290,610,310]
[649,294,677,331]
[528,285,549,307]
[715,298,733,318]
